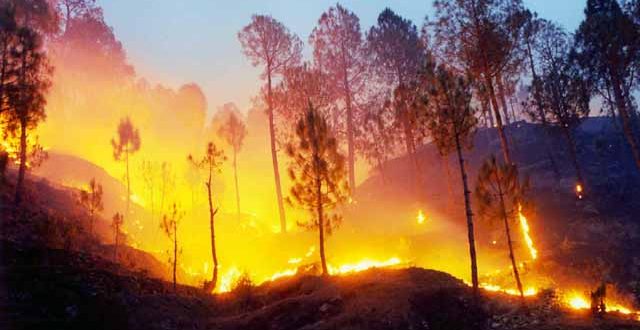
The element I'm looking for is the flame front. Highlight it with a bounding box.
[518,204,538,260]
[416,210,426,224]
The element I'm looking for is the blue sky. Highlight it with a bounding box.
[98,0,587,115]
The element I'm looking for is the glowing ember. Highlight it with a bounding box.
[329,257,401,275]
[416,210,426,224]
[575,183,584,199]
[518,204,538,260]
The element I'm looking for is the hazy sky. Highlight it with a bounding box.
[98,0,587,116]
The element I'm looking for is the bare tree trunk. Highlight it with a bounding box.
[485,75,513,164]
[315,161,328,276]
[344,73,356,196]
[233,149,241,215]
[204,169,219,293]
[441,154,454,214]
[526,40,547,126]
[455,134,478,295]
[125,149,130,220]
[563,127,585,187]
[267,72,287,232]
[496,74,511,126]
[113,226,118,262]
[173,220,177,293]
[611,76,640,171]
[377,156,387,184]
[496,178,524,299]
[401,109,421,197]
[14,119,27,206]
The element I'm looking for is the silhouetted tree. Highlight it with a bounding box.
[310,4,366,193]
[0,149,7,181]
[367,8,425,187]
[4,24,52,205]
[0,2,18,117]
[217,112,247,215]
[111,212,123,262]
[160,202,183,292]
[527,23,591,190]
[273,63,334,145]
[574,0,640,171]
[111,116,140,221]
[78,177,104,236]
[356,104,397,183]
[188,142,226,293]
[419,61,479,295]
[286,104,348,276]
[431,0,526,164]
[239,15,303,233]
[475,155,530,299]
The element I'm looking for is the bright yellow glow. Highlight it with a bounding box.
[218,266,241,293]
[477,282,537,297]
[518,204,538,260]
[269,268,298,281]
[566,294,589,310]
[329,257,401,275]
[416,210,426,224]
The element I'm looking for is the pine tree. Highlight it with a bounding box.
[217,112,247,215]
[286,103,349,276]
[111,116,140,221]
[310,4,366,193]
[574,0,640,171]
[188,142,225,293]
[78,177,104,236]
[3,24,51,205]
[475,155,530,299]
[419,60,480,295]
[238,15,303,233]
[111,212,123,262]
[160,203,183,293]
[526,22,591,191]
[367,8,425,191]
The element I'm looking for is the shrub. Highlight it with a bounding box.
[231,271,255,310]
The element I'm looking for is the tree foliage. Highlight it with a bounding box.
[475,155,530,298]
[419,61,480,294]
[286,104,348,275]
[78,177,104,236]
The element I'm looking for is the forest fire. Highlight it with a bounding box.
[2,0,640,328]
[217,256,403,293]
[518,204,538,260]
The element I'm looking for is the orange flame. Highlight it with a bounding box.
[518,204,538,260]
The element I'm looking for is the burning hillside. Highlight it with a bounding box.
[1,0,640,329]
